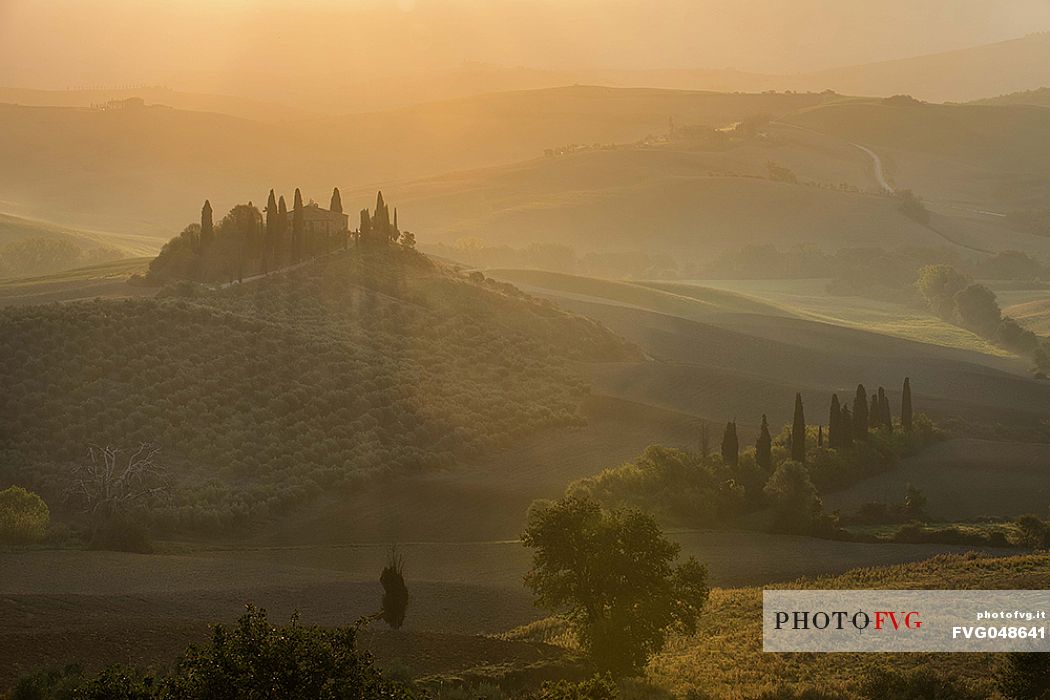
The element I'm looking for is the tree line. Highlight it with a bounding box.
[718,377,914,469]
[146,189,415,284]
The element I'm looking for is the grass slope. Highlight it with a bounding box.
[643,551,1050,699]
[380,146,947,257]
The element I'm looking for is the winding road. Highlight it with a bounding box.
[854,143,894,193]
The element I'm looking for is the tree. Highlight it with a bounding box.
[853,384,869,441]
[901,377,913,432]
[869,394,881,429]
[0,486,49,544]
[903,483,927,519]
[522,496,709,675]
[791,393,806,463]
[292,188,304,263]
[840,405,853,448]
[878,386,892,432]
[721,421,739,467]
[399,230,416,249]
[378,549,408,630]
[916,264,970,318]
[763,460,820,532]
[827,394,841,449]
[264,189,278,273]
[162,606,417,700]
[698,419,711,459]
[330,187,343,214]
[756,415,772,471]
[896,189,930,225]
[67,444,167,550]
[276,195,288,262]
[954,283,1002,337]
[199,200,214,249]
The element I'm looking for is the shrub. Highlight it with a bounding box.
[859,667,984,699]
[0,485,50,544]
[540,674,618,700]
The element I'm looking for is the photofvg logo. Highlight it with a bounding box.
[763,590,1050,652]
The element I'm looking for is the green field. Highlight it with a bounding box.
[686,277,1015,359]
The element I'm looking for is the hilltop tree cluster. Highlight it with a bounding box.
[147,189,415,284]
[570,378,935,536]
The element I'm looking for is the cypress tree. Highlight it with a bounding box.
[869,394,881,429]
[200,200,214,249]
[878,386,892,432]
[292,188,304,263]
[817,425,824,448]
[791,393,806,463]
[721,421,739,467]
[360,209,372,242]
[840,405,853,447]
[330,187,343,214]
[853,384,869,441]
[276,195,288,262]
[828,394,841,449]
[756,414,772,471]
[264,189,278,272]
[901,377,913,432]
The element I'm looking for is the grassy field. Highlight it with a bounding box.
[0,257,153,306]
[639,552,1050,699]
[687,277,1014,358]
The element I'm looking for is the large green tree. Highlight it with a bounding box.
[522,496,709,675]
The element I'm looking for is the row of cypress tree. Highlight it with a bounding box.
[719,377,914,468]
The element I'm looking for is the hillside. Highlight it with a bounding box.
[0,85,314,123]
[0,249,635,533]
[971,86,1050,109]
[0,213,141,278]
[641,551,1050,698]
[783,99,1050,217]
[373,146,945,258]
[484,269,1050,438]
[784,32,1050,103]
[0,87,832,237]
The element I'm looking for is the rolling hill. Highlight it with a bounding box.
[0,87,832,238]
[0,85,314,123]
[0,212,146,278]
[0,248,634,534]
[371,132,1050,259]
[783,98,1050,215]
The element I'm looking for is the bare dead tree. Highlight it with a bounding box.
[66,443,169,527]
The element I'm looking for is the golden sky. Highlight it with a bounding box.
[2,0,1049,90]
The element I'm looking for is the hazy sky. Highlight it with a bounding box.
[2,0,1050,89]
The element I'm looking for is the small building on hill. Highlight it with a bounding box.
[291,203,349,237]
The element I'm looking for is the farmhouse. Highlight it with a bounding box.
[291,202,349,237]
